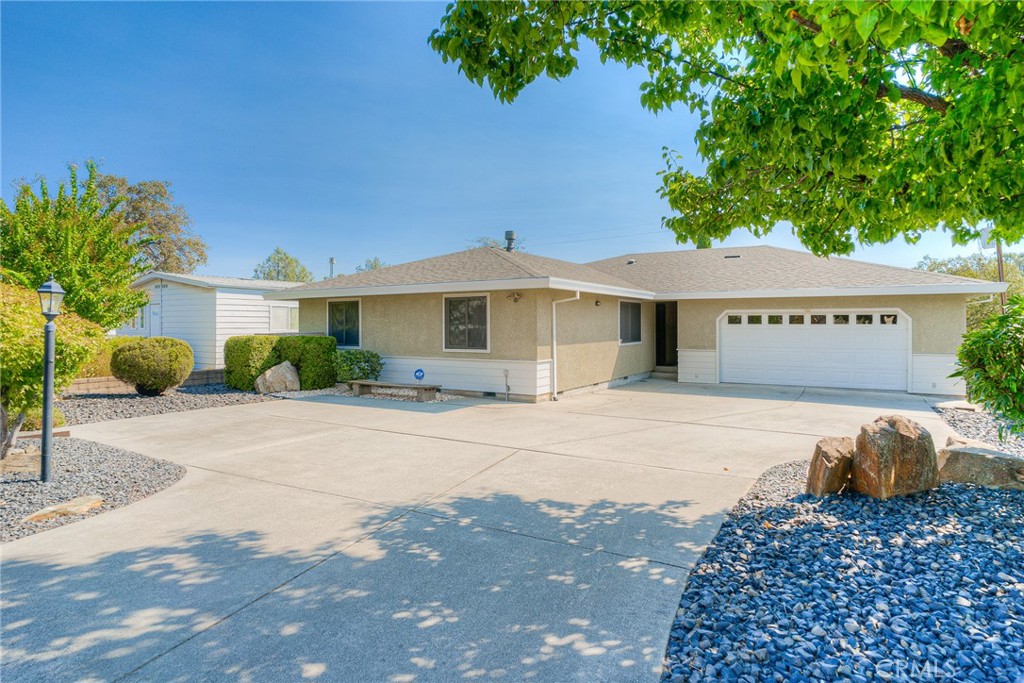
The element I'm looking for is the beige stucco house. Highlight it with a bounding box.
[264,245,1005,401]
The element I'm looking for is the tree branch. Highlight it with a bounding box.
[788,10,950,115]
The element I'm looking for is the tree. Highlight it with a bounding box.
[469,235,527,251]
[356,256,390,272]
[430,2,1024,256]
[96,173,207,274]
[918,252,1024,329]
[0,161,149,329]
[253,247,314,283]
[0,283,104,457]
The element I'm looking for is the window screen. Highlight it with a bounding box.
[271,306,298,332]
[328,300,360,347]
[620,301,642,343]
[446,296,488,350]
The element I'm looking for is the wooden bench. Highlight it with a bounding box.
[349,380,442,402]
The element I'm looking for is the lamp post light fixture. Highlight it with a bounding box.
[36,277,65,483]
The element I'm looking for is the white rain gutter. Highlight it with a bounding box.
[550,291,580,401]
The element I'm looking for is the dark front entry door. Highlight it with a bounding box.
[655,302,678,367]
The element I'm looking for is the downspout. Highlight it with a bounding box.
[550,291,580,401]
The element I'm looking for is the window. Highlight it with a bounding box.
[127,306,145,330]
[747,315,763,325]
[445,296,488,350]
[811,314,826,325]
[833,314,850,325]
[328,300,360,347]
[768,315,783,325]
[271,306,299,332]
[727,315,742,325]
[857,314,873,325]
[880,313,898,325]
[619,301,642,344]
[789,314,805,325]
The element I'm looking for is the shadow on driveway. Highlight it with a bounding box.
[2,492,727,682]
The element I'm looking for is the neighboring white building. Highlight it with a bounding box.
[119,272,302,369]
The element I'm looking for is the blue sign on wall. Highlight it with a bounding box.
[414,368,425,381]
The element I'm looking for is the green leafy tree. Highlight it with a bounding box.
[470,235,527,251]
[431,1,1024,255]
[954,296,1024,437]
[918,252,1024,329]
[96,173,208,274]
[253,247,314,283]
[0,283,104,456]
[356,256,390,272]
[0,161,149,329]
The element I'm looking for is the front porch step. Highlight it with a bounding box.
[650,371,677,380]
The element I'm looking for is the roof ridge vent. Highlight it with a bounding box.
[724,254,741,259]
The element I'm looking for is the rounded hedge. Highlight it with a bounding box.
[110,337,194,396]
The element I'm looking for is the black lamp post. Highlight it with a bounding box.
[36,277,65,483]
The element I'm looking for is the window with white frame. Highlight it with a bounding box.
[619,301,642,344]
[445,296,488,351]
[271,305,299,333]
[126,306,146,330]
[328,300,360,347]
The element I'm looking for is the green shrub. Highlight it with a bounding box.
[223,335,336,391]
[954,295,1024,436]
[23,406,66,431]
[0,282,103,435]
[110,337,194,396]
[336,349,385,382]
[78,335,140,378]
[276,336,337,390]
[224,335,280,391]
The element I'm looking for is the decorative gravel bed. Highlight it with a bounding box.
[274,385,457,403]
[1,438,185,543]
[57,384,277,425]
[936,408,1024,458]
[662,460,1024,683]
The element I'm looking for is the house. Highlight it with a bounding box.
[119,272,302,369]
[263,245,1006,400]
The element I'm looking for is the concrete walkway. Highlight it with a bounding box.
[0,381,955,682]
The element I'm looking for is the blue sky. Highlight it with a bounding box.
[2,1,982,279]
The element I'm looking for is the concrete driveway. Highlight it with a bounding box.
[1,381,956,682]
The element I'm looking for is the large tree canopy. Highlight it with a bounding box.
[0,162,149,329]
[96,174,208,274]
[430,1,1024,255]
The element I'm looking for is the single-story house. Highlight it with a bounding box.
[119,272,302,369]
[263,245,1006,400]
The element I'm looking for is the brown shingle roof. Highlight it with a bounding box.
[587,246,998,295]
[282,247,644,293]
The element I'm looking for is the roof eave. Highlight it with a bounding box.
[653,282,1008,300]
[264,277,654,300]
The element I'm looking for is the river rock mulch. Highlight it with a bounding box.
[936,407,1024,458]
[57,384,277,425]
[662,460,1024,683]
[1,438,185,543]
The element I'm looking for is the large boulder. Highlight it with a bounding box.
[806,436,854,496]
[254,360,300,394]
[852,415,938,499]
[939,436,1024,490]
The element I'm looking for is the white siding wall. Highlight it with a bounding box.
[214,289,298,367]
[911,354,965,396]
[380,357,552,397]
[148,281,218,369]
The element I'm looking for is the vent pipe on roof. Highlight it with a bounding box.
[504,230,517,252]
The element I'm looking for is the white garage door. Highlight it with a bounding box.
[719,310,909,391]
